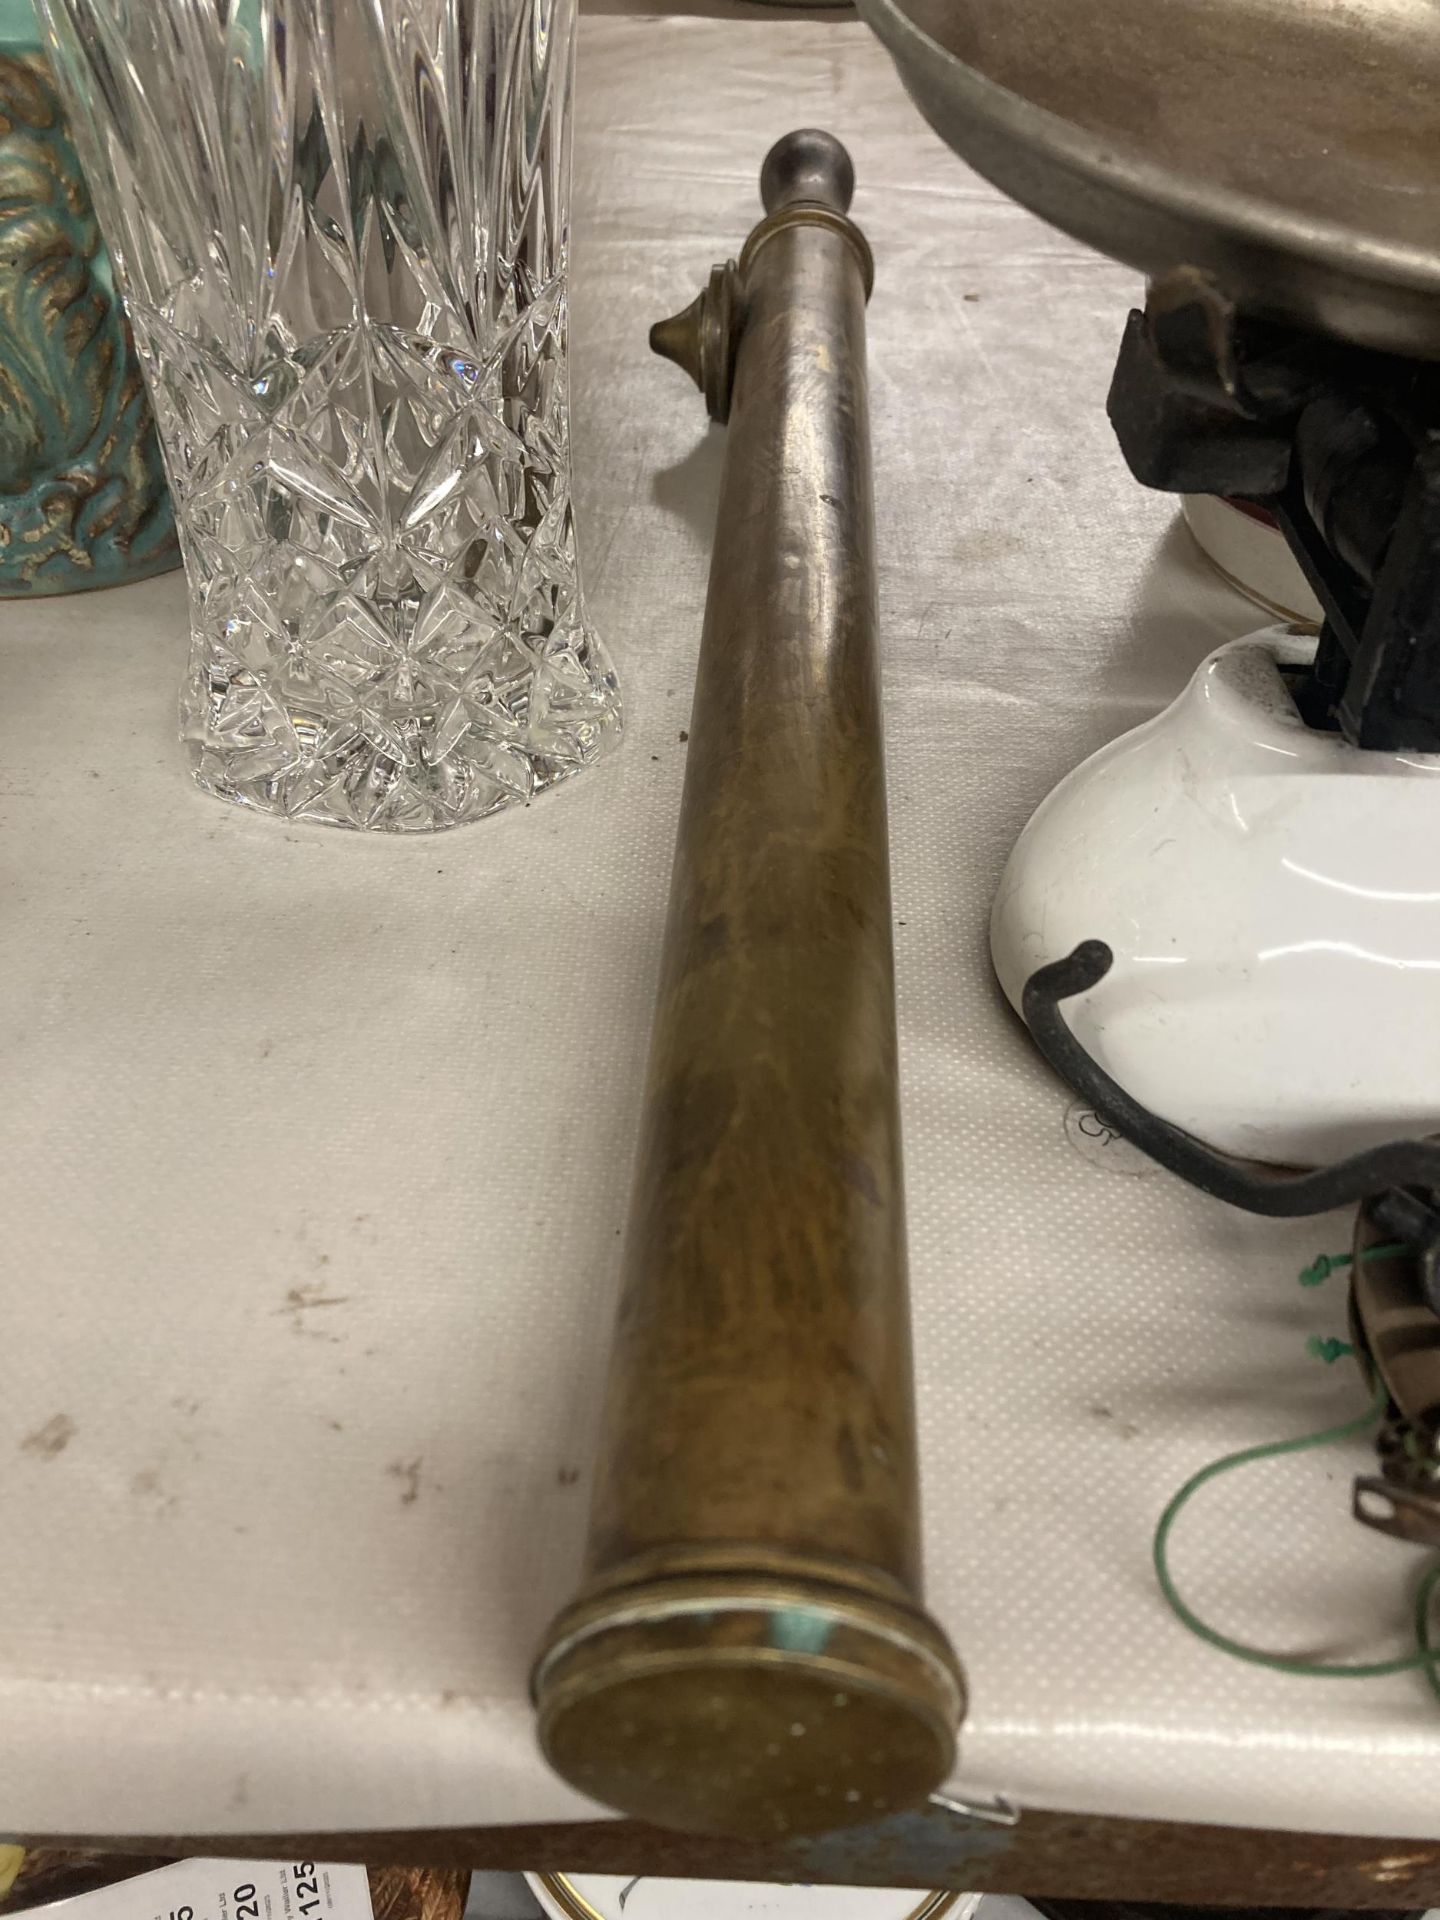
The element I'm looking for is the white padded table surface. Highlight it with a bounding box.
[5,3,1438,1844]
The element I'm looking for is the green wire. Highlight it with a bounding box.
[1152,1382,1440,1681]
[1155,1243,1440,1694]
[1306,1335,1355,1365]
[1300,1243,1408,1286]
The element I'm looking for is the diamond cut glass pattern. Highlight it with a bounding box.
[41,0,621,830]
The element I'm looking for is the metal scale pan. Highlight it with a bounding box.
[861,0,1440,358]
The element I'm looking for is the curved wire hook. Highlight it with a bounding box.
[1022,940,1440,1218]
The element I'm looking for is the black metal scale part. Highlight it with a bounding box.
[1107,268,1440,752]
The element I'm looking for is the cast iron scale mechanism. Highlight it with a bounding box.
[861,0,1440,1542]
[1110,273,1440,755]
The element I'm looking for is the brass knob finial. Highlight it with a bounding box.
[760,127,855,215]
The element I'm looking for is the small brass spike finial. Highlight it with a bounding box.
[649,260,739,423]
[648,292,706,390]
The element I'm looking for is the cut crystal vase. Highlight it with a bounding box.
[40,0,620,830]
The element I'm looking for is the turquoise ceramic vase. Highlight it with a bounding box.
[0,0,178,594]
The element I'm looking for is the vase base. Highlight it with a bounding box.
[187,698,621,833]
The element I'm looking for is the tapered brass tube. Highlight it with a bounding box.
[532,129,964,1840]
